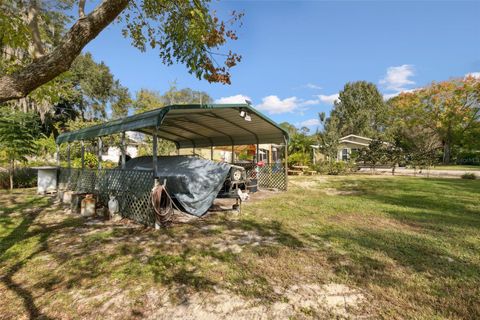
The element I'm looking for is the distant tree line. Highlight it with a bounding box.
[284,77,480,171]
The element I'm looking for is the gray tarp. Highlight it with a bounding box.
[123,156,232,216]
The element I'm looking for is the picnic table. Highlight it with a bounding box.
[289,165,316,176]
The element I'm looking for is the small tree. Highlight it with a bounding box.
[316,112,340,162]
[0,111,38,189]
[358,139,387,173]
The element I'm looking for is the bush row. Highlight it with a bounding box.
[310,161,358,175]
[0,167,38,189]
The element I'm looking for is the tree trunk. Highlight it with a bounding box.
[9,160,14,190]
[0,0,130,103]
[443,141,451,164]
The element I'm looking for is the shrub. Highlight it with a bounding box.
[72,152,99,169]
[0,167,37,189]
[288,152,311,167]
[461,172,477,180]
[311,161,353,175]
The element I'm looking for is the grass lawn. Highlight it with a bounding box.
[1,176,479,319]
[432,165,480,171]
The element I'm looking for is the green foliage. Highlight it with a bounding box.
[72,152,98,169]
[0,110,39,163]
[332,81,386,137]
[388,77,480,164]
[316,112,340,161]
[288,152,311,167]
[311,160,356,175]
[0,167,37,189]
[461,173,476,180]
[357,139,387,170]
[0,110,40,189]
[279,122,297,137]
[121,0,242,84]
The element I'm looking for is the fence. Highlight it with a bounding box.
[58,163,287,226]
[58,168,156,226]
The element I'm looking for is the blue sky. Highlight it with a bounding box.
[84,0,480,130]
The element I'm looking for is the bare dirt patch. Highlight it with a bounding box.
[323,188,362,196]
[87,282,366,320]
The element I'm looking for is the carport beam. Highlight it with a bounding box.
[121,132,126,169]
[98,137,103,169]
[153,129,158,177]
[81,141,85,170]
[284,137,288,191]
[56,144,60,166]
[67,143,71,168]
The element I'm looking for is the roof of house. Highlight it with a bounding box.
[56,104,289,148]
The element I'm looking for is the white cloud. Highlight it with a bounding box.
[317,94,339,104]
[380,64,415,91]
[305,83,322,90]
[382,92,400,100]
[383,88,419,101]
[215,94,251,104]
[256,96,304,114]
[299,118,320,127]
[465,72,480,79]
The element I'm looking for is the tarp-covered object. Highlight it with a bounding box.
[123,156,232,216]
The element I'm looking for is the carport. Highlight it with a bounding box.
[55,104,289,226]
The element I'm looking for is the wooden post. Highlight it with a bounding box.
[211,145,214,160]
[81,141,85,170]
[56,144,60,166]
[153,129,158,177]
[121,132,126,169]
[67,143,71,168]
[98,137,102,169]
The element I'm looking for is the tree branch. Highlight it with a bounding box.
[26,0,45,59]
[0,0,130,103]
[79,0,86,18]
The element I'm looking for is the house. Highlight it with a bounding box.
[175,143,283,163]
[101,131,141,163]
[312,134,373,162]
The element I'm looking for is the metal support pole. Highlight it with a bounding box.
[210,145,214,160]
[284,138,288,191]
[193,147,195,156]
[121,132,126,169]
[256,143,260,162]
[177,148,180,156]
[153,129,158,178]
[56,144,60,166]
[81,141,85,170]
[231,145,234,164]
[98,137,102,169]
[67,143,71,168]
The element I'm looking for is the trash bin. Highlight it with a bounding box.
[32,166,58,194]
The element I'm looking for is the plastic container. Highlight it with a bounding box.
[81,194,96,217]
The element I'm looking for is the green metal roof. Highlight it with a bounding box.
[56,104,289,148]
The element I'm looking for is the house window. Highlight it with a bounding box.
[342,148,348,161]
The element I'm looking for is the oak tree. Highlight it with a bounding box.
[0,0,242,103]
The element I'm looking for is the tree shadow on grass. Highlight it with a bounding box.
[1,192,304,318]
[0,197,56,319]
